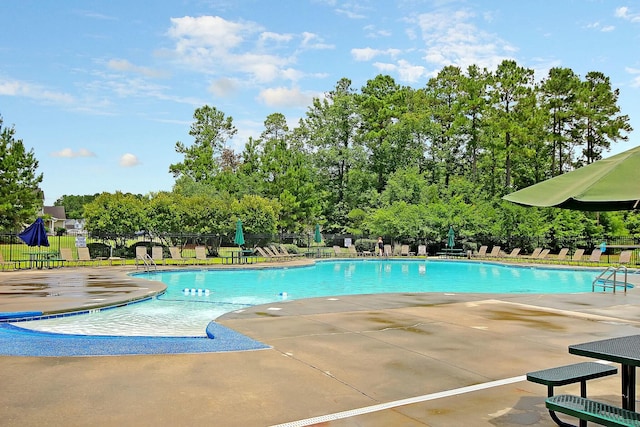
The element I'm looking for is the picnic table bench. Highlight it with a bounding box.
[527,362,618,427]
[436,248,466,258]
[546,394,640,426]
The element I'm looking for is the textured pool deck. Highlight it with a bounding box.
[2,261,640,426]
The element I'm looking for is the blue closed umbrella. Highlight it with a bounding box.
[18,218,49,247]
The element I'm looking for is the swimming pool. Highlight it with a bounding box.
[15,260,603,337]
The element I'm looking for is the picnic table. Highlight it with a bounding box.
[436,248,466,258]
[569,334,640,411]
[226,249,257,264]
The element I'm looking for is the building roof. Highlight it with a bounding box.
[43,206,66,220]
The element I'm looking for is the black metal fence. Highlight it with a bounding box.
[1,230,639,265]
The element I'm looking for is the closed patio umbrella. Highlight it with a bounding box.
[503,145,640,211]
[234,219,245,247]
[314,224,322,243]
[447,226,455,248]
[18,217,49,248]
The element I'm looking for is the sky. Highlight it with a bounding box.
[1,0,639,206]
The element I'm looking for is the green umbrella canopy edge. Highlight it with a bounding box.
[502,145,640,211]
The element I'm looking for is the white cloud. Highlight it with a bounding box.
[209,78,239,97]
[586,22,616,32]
[0,77,75,105]
[300,32,334,50]
[351,47,402,61]
[615,7,640,23]
[257,86,316,108]
[107,59,168,78]
[166,15,312,84]
[119,153,140,167]
[51,148,96,158]
[626,67,640,88]
[411,9,517,72]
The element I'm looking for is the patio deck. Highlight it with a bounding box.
[1,262,640,426]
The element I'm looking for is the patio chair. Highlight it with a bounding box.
[135,246,149,266]
[588,248,602,263]
[278,244,304,258]
[417,245,427,257]
[59,247,79,267]
[332,246,343,257]
[0,251,19,271]
[570,248,585,263]
[347,245,360,257]
[257,247,287,261]
[487,246,501,257]
[77,247,97,266]
[474,245,488,257]
[506,248,521,258]
[195,246,211,264]
[401,245,412,256]
[168,246,192,265]
[556,248,569,262]
[383,244,392,256]
[537,249,550,260]
[618,250,632,265]
[151,246,164,265]
[527,248,542,259]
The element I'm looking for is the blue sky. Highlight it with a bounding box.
[1,0,639,206]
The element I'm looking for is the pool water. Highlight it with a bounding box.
[16,260,601,337]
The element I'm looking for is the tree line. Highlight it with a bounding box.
[2,59,637,249]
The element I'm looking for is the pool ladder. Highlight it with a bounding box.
[592,265,629,293]
[136,254,157,272]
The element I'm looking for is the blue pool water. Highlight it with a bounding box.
[16,260,601,337]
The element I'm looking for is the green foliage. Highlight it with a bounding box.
[54,194,98,219]
[0,117,43,230]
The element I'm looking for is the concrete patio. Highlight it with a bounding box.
[1,263,640,426]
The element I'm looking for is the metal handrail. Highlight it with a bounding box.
[592,265,628,293]
[136,254,157,272]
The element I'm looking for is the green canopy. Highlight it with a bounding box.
[234,219,245,246]
[447,226,455,248]
[314,224,322,243]
[503,145,640,211]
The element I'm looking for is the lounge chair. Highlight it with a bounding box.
[256,246,286,261]
[588,249,602,263]
[195,246,211,264]
[619,250,632,265]
[571,248,585,263]
[475,246,488,257]
[151,246,164,265]
[507,248,521,258]
[135,246,149,266]
[487,246,501,257]
[400,245,412,256]
[347,245,360,257]
[556,248,569,262]
[278,245,304,258]
[58,247,76,267]
[77,247,97,266]
[537,249,550,260]
[527,248,542,259]
[417,245,427,257]
[168,246,192,265]
[0,252,19,271]
[383,244,392,256]
[332,246,343,257]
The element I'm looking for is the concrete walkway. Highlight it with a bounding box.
[1,262,640,426]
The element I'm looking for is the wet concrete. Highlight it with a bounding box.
[2,261,640,426]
